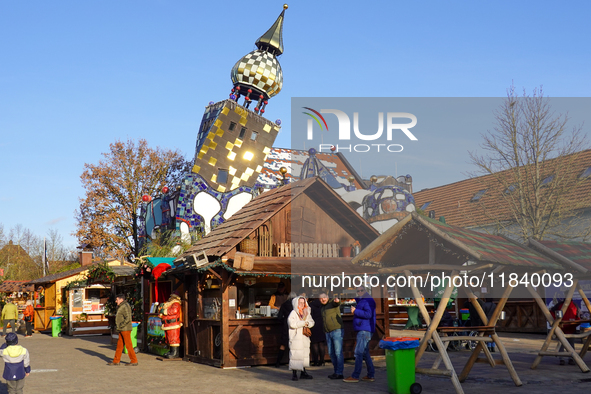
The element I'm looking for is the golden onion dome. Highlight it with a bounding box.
[230,50,283,98]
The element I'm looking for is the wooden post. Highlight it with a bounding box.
[221,270,230,367]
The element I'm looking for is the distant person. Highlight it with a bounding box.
[482,298,496,352]
[551,299,579,365]
[23,300,34,338]
[275,291,297,368]
[269,282,290,310]
[344,286,376,383]
[288,296,314,381]
[319,293,344,379]
[108,294,138,366]
[464,292,485,327]
[1,333,31,394]
[308,296,326,366]
[2,300,18,337]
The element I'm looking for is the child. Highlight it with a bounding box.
[1,333,31,394]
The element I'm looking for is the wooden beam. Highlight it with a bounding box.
[352,213,413,264]
[413,213,486,261]
[379,263,492,275]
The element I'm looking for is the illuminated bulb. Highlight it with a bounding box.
[243,151,254,161]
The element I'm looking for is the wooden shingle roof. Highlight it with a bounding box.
[413,149,591,228]
[529,239,591,274]
[353,212,562,270]
[180,177,379,259]
[0,281,34,293]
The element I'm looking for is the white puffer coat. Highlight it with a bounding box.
[288,297,315,371]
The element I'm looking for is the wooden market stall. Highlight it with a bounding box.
[159,177,384,367]
[0,281,35,328]
[27,260,135,333]
[352,212,564,394]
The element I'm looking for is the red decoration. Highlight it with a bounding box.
[247,89,252,93]
[254,107,259,111]
[264,101,268,105]
[142,195,152,202]
[330,145,336,151]
[261,109,265,113]
[162,186,169,194]
[259,95,264,99]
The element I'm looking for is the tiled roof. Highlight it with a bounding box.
[413,149,591,228]
[180,177,379,259]
[259,148,365,189]
[531,239,591,273]
[0,281,34,293]
[353,212,561,270]
[27,262,134,285]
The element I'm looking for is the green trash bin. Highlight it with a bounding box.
[381,338,422,394]
[124,322,139,354]
[50,316,62,337]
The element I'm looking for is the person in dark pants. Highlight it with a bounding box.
[320,293,344,379]
[275,291,297,367]
[308,297,326,366]
[343,286,376,383]
[23,301,34,338]
[482,298,496,352]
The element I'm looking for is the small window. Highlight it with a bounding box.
[541,175,554,185]
[504,184,516,194]
[239,127,247,139]
[420,201,432,210]
[580,166,591,179]
[470,189,488,202]
[250,131,258,141]
[228,122,236,131]
[217,169,228,184]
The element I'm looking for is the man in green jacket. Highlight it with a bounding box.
[319,293,344,379]
[2,300,18,336]
[108,294,138,366]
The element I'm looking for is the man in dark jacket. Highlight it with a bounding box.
[319,293,344,379]
[108,294,138,366]
[275,291,297,367]
[344,286,376,383]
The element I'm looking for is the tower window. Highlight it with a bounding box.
[239,127,247,139]
[580,166,591,179]
[217,169,228,184]
[470,189,488,202]
[250,131,258,141]
[229,122,236,131]
[504,184,516,194]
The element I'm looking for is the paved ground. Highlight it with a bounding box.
[1,330,590,393]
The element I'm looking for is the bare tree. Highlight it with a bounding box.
[469,85,590,241]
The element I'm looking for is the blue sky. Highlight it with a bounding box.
[1,0,590,248]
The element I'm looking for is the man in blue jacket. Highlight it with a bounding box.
[344,286,376,383]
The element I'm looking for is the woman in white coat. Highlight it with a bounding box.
[288,296,315,381]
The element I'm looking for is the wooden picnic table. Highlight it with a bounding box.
[527,280,591,371]
[403,270,522,394]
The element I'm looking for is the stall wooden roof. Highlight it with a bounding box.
[352,212,561,270]
[180,177,379,259]
[27,263,135,285]
[0,281,35,293]
[528,239,591,274]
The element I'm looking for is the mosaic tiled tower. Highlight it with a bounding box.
[174,6,288,237]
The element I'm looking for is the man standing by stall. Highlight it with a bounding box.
[108,294,138,366]
[160,294,182,359]
[320,293,344,379]
[1,299,18,337]
[344,286,376,383]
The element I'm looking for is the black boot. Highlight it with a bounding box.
[275,349,285,368]
[166,346,179,359]
[292,370,298,381]
[300,368,313,379]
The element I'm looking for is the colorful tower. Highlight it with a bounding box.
[174,5,288,237]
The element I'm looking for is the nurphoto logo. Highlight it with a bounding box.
[302,107,418,153]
